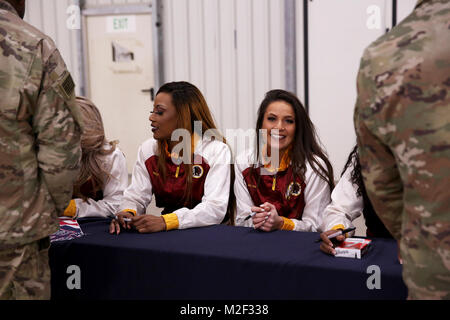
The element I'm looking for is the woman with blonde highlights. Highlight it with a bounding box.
[63,96,128,219]
[110,81,233,234]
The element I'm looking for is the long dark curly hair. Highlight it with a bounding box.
[341,145,365,197]
[342,145,392,238]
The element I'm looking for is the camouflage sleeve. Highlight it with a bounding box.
[32,44,82,215]
[354,50,403,240]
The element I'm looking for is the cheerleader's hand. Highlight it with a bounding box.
[109,211,134,235]
[254,202,283,232]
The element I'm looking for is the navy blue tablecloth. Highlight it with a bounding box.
[49,218,407,300]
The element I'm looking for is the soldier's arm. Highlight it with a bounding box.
[32,44,82,215]
[355,120,403,240]
[354,52,403,240]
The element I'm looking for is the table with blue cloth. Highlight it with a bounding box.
[49,218,407,300]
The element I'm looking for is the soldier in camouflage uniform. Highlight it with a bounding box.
[354,0,450,299]
[0,0,82,299]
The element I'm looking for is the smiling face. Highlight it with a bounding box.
[261,101,296,155]
[149,92,179,141]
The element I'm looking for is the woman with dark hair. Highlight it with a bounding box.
[234,89,334,232]
[63,96,128,219]
[110,81,233,234]
[319,145,393,255]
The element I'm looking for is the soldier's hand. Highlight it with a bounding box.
[109,211,134,235]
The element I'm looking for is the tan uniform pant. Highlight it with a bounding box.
[0,238,51,300]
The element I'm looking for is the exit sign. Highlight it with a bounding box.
[107,16,136,33]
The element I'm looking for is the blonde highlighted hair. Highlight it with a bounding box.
[73,96,118,201]
[155,82,235,224]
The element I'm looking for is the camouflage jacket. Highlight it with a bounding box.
[0,1,82,249]
[354,0,450,298]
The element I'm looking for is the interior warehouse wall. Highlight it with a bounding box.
[24,0,153,96]
[84,0,152,6]
[24,0,83,96]
[296,0,416,179]
[162,0,286,139]
[23,0,416,175]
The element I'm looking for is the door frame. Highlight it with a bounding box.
[79,2,164,98]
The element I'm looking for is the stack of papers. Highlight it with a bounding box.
[50,218,84,242]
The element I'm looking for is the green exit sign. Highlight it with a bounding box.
[107,15,136,33]
[113,17,128,31]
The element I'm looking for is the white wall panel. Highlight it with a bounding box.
[397,0,417,23]
[55,0,77,93]
[306,0,388,178]
[235,0,255,131]
[163,0,285,142]
[252,0,270,114]
[202,0,221,128]
[85,0,151,7]
[24,0,82,96]
[187,0,206,91]
[218,0,237,131]
[163,0,175,82]
[268,0,284,91]
[41,0,57,41]
[295,0,305,104]
[171,0,190,80]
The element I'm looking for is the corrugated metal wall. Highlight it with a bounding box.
[163,0,285,134]
[295,0,416,178]
[304,0,389,177]
[22,0,418,172]
[24,0,83,95]
[24,0,282,136]
[84,0,151,7]
[24,0,153,96]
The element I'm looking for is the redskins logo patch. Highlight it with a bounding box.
[285,182,302,200]
[192,165,204,179]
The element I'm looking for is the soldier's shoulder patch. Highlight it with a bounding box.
[58,71,75,99]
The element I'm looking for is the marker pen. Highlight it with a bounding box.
[315,227,356,243]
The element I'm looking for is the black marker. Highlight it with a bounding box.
[315,227,356,243]
[114,216,132,222]
[244,212,256,221]
[244,204,268,221]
